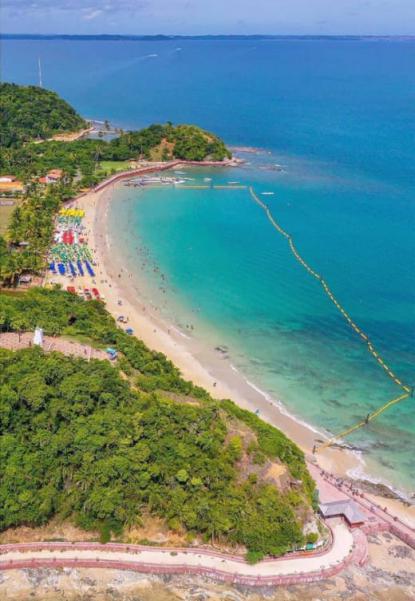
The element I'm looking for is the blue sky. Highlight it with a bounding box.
[2,0,415,35]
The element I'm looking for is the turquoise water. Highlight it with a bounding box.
[3,38,414,493]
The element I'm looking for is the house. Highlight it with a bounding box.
[319,500,366,528]
[0,175,16,183]
[47,169,63,182]
[0,180,24,193]
[39,169,64,185]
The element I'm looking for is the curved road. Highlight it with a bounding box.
[0,522,365,587]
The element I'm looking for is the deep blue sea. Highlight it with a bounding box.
[2,38,414,493]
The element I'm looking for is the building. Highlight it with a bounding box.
[39,169,64,184]
[0,175,17,183]
[0,180,24,193]
[319,500,366,528]
[47,169,63,182]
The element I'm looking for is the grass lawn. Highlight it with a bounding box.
[98,160,131,173]
[0,199,21,236]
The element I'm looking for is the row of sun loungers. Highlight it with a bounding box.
[49,260,95,278]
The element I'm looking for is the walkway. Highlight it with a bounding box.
[0,521,364,586]
[309,464,415,548]
[92,158,239,193]
[0,332,108,362]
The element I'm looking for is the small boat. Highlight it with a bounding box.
[57,263,66,275]
[228,181,239,185]
[261,192,275,196]
[204,177,212,182]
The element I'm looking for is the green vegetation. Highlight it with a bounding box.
[221,399,315,498]
[98,160,131,173]
[0,85,231,285]
[107,123,231,162]
[0,200,21,236]
[0,180,76,285]
[0,83,86,147]
[0,84,231,184]
[0,84,316,557]
[0,288,315,556]
[0,124,231,184]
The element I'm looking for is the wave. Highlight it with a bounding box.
[170,325,191,339]
[230,363,325,438]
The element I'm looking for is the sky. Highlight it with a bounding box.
[1,0,415,35]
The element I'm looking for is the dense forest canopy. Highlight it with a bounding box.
[0,288,316,557]
[0,83,87,148]
[0,124,231,181]
[0,83,231,180]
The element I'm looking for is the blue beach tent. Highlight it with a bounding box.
[85,260,95,277]
[77,260,84,276]
[69,262,77,277]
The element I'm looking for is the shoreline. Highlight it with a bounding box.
[62,175,414,527]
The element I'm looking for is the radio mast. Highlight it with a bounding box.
[38,57,43,87]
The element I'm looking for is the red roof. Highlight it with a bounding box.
[47,169,63,178]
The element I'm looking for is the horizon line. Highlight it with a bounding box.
[2,33,415,41]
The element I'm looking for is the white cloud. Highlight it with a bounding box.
[82,8,103,20]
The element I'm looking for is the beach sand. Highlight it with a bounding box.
[46,182,415,528]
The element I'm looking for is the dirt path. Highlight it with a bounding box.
[0,331,108,361]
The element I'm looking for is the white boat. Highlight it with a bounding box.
[261,192,275,196]
[228,181,240,184]
[204,177,212,182]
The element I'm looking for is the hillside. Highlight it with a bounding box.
[0,84,316,558]
[0,124,232,181]
[109,123,232,162]
[0,83,87,147]
[0,288,317,559]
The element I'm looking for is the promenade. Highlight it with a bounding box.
[0,521,364,587]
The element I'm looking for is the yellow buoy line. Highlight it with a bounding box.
[248,186,412,450]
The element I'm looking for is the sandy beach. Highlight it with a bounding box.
[46,179,415,528]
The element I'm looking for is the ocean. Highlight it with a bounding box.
[2,37,414,495]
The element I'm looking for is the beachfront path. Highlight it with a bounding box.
[0,521,364,587]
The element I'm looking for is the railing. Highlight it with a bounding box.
[0,527,363,587]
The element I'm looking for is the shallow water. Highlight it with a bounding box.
[3,37,415,493]
[110,159,414,494]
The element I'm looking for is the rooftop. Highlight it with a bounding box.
[320,500,366,525]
